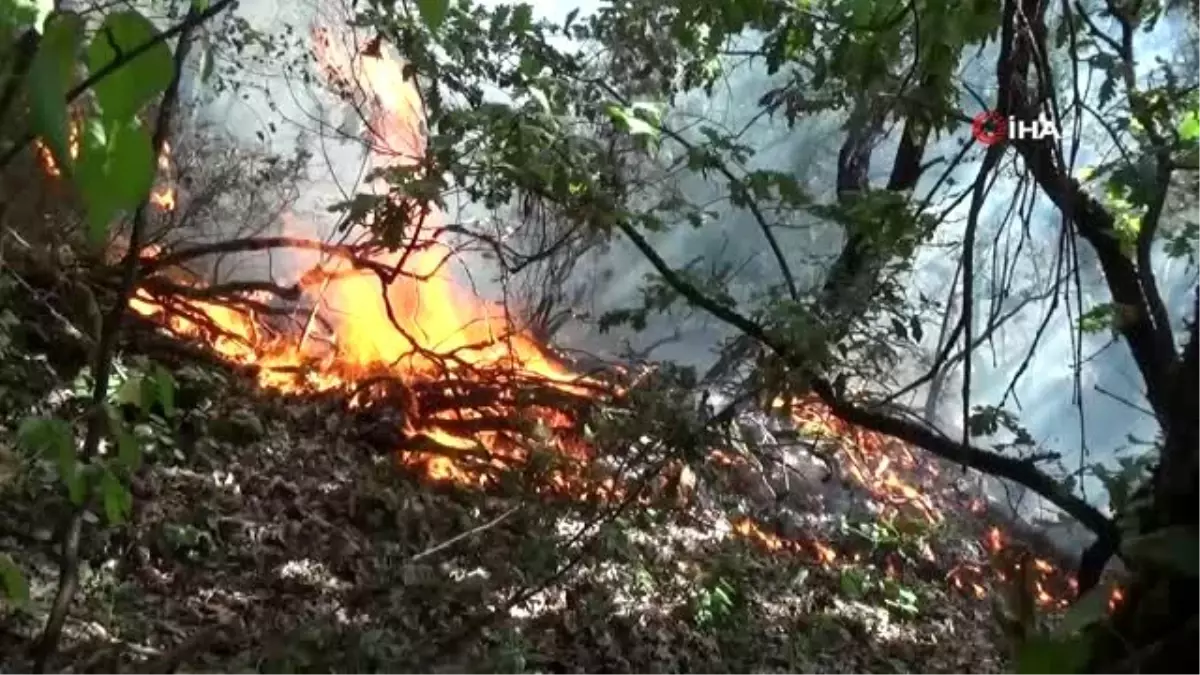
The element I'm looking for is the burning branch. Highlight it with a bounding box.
[140,277,302,303]
[139,236,393,277]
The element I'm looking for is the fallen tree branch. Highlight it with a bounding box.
[139,277,302,303]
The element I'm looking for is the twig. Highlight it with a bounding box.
[0,0,238,170]
[408,505,522,564]
[1094,385,1155,418]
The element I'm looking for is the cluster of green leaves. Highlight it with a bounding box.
[20,3,177,242]
[837,565,921,616]
[0,0,193,611]
[16,363,175,525]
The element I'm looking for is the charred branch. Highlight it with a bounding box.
[139,277,303,303]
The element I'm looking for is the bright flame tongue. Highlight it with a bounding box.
[130,28,593,484]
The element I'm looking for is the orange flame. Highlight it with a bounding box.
[36,124,175,211]
[128,27,605,491]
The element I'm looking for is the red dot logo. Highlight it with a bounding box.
[971,111,1007,146]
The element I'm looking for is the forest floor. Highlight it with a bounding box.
[0,295,1073,673]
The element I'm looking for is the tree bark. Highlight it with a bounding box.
[1085,304,1198,674]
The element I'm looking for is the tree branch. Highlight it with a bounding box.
[1004,0,1178,423]
[31,7,202,669]
[613,216,1117,544]
[139,235,393,277]
[0,0,237,170]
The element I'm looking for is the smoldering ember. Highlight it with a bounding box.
[0,0,1195,673]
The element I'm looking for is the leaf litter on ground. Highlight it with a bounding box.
[0,321,1040,674]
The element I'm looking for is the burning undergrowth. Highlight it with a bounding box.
[120,18,1115,614]
[2,20,1125,672]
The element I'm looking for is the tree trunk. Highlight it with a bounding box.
[1087,310,1198,673]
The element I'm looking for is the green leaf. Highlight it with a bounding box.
[115,373,145,408]
[1122,527,1200,576]
[1079,302,1115,334]
[1098,75,1117,109]
[1178,110,1199,143]
[0,554,28,607]
[511,3,533,34]
[151,364,175,417]
[416,0,450,31]
[99,467,131,525]
[605,104,659,139]
[76,118,157,244]
[105,403,142,471]
[26,11,83,176]
[17,415,73,457]
[85,10,174,124]
[17,415,84,504]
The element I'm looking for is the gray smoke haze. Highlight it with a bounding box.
[194,0,1197,528]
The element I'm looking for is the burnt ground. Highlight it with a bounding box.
[0,312,1086,673]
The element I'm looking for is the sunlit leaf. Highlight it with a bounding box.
[115,373,145,408]
[527,86,551,112]
[76,118,157,244]
[26,11,83,176]
[605,104,659,139]
[85,10,174,123]
[1178,110,1199,143]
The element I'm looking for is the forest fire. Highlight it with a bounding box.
[30,24,1114,619]
[125,27,609,495]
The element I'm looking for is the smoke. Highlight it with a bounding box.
[200,0,1195,531]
